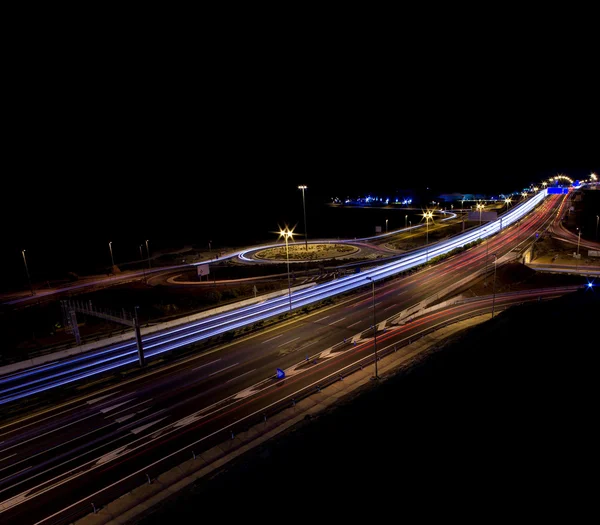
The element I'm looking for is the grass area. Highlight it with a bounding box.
[254,243,359,260]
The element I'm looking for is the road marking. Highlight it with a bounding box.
[0,405,80,439]
[225,369,256,384]
[0,453,16,463]
[315,315,330,322]
[347,320,362,327]
[108,399,152,417]
[0,465,30,484]
[208,362,239,376]
[192,358,222,371]
[329,317,346,325]
[0,412,98,453]
[263,334,283,343]
[279,337,299,347]
[100,400,135,414]
[115,414,137,424]
[131,418,168,435]
[383,304,396,311]
[86,392,120,405]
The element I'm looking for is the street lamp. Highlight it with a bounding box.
[145,240,151,269]
[298,185,308,250]
[596,215,599,241]
[139,245,147,283]
[21,249,34,296]
[278,226,295,311]
[108,241,115,268]
[405,215,408,229]
[385,218,388,233]
[476,203,484,226]
[365,276,379,380]
[504,197,512,211]
[422,210,434,262]
[491,253,498,318]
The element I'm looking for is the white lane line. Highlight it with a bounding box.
[263,334,283,343]
[0,453,16,463]
[315,315,331,323]
[372,302,382,308]
[383,304,396,310]
[0,412,98,453]
[100,400,135,414]
[278,337,299,347]
[114,414,136,424]
[329,317,346,325]
[0,465,30,484]
[130,418,168,435]
[225,369,256,384]
[192,358,222,371]
[108,399,152,418]
[348,320,362,327]
[86,392,121,405]
[0,405,80,438]
[208,362,239,376]
[0,419,118,475]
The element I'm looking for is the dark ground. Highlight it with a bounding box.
[133,286,599,523]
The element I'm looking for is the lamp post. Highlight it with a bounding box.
[366,276,379,380]
[423,210,434,262]
[576,228,581,271]
[108,241,115,268]
[278,227,294,311]
[476,203,484,226]
[298,185,308,250]
[145,240,151,269]
[139,245,146,284]
[596,215,599,241]
[22,249,34,296]
[405,215,408,229]
[385,218,388,233]
[491,253,498,318]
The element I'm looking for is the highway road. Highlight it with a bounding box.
[0,190,552,406]
[0,188,580,524]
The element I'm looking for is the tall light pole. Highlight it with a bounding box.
[366,276,379,380]
[596,215,599,241]
[422,210,434,262]
[298,185,308,250]
[108,241,115,268]
[476,203,484,227]
[405,214,408,229]
[278,227,294,311]
[576,228,581,272]
[145,240,151,269]
[139,245,146,284]
[462,198,466,231]
[385,218,388,233]
[491,253,498,318]
[22,249,34,296]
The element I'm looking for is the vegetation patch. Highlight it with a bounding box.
[254,243,359,261]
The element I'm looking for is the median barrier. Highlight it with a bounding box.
[0,283,317,377]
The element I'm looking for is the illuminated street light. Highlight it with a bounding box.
[298,185,308,250]
[405,214,408,229]
[386,218,388,233]
[504,197,512,210]
[365,276,379,380]
[491,253,498,318]
[145,240,151,269]
[21,249,34,296]
[476,203,485,226]
[278,226,295,311]
[422,210,434,262]
[108,241,115,268]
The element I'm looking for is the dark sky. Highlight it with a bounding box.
[3,42,598,254]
